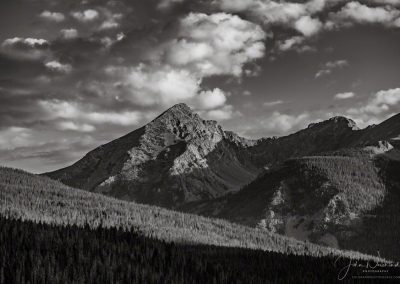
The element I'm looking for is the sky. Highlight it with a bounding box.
[0,0,400,173]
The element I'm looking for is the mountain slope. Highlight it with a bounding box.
[0,166,382,261]
[181,148,400,260]
[46,104,260,208]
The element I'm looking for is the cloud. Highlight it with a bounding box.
[157,0,186,10]
[45,61,72,73]
[276,36,305,52]
[0,127,35,150]
[39,11,65,22]
[315,59,348,78]
[294,16,323,36]
[109,65,199,107]
[165,12,266,77]
[71,9,99,22]
[201,105,238,121]
[57,121,95,132]
[262,111,311,134]
[346,88,400,126]
[192,88,227,110]
[102,12,266,116]
[330,2,400,27]
[60,28,79,39]
[334,92,355,99]
[263,100,284,107]
[1,37,49,59]
[39,100,143,127]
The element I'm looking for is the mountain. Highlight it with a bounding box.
[45,103,260,208]
[44,104,400,260]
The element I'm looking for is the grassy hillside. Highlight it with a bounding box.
[1,217,382,283]
[0,167,380,261]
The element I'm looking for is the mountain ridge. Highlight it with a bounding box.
[45,103,400,209]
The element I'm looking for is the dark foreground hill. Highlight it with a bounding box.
[1,217,392,284]
[0,166,379,261]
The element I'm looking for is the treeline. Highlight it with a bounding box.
[0,167,374,261]
[0,217,376,284]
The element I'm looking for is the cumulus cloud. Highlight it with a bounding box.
[315,59,348,78]
[334,92,355,99]
[60,28,79,39]
[346,88,400,126]
[39,11,65,22]
[330,2,400,27]
[294,16,323,36]
[165,12,266,77]
[71,9,99,22]
[191,88,227,110]
[45,61,72,73]
[102,12,266,117]
[262,111,311,134]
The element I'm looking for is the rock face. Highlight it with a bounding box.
[46,104,260,208]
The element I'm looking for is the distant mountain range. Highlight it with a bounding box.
[44,103,400,260]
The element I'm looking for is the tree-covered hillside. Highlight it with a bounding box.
[0,166,380,261]
[0,217,388,284]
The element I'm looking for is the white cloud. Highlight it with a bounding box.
[315,59,348,78]
[331,2,400,26]
[0,127,35,150]
[57,121,95,132]
[334,92,355,99]
[165,13,266,77]
[71,9,99,22]
[40,11,65,22]
[202,105,238,121]
[346,88,400,126]
[294,16,323,36]
[2,37,48,47]
[113,65,200,106]
[39,100,143,127]
[60,28,79,39]
[45,61,72,73]
[191,88,227,110]
[104,13,266,114]
[262,111,311,134]
[276,36,305,52]
[1,37,49,59]
[263,100,284,107]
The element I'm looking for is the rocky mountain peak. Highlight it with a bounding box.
[307,116,359,131]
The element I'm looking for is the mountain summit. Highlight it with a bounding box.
[46,103,260,207]
[46,104,400,210]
